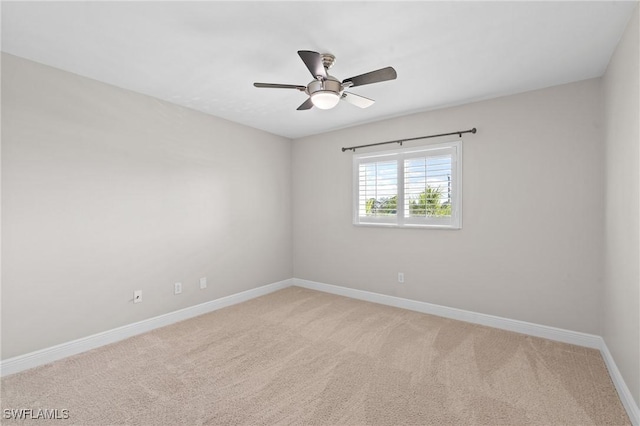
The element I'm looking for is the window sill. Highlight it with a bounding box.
[353,223,461,230]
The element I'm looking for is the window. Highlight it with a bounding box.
[353,140,462,229]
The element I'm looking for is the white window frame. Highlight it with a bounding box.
[352,140,462,229]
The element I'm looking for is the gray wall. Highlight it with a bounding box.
[293,78,604,335]
[602,5,640,407]
[1,54,293,359]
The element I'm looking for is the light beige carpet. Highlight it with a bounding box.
[1,287,630,425]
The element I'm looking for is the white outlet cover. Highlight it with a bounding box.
[174,282,182,295]
[199,277,207,289]
[134,290,142,304]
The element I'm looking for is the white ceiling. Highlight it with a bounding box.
[1,1,637,139]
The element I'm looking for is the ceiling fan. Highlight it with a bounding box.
[253,50,397,111]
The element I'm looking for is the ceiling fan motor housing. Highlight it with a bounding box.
[307,77,342,96]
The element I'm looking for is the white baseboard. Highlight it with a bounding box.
[293,278,639,425]
[600,340,640,425]
[0,278,292,377]
[293,278,601,347]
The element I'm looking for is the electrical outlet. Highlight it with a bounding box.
[398,272,404,283]
[174,282,182,295]
[134,290,142,303]
[199,277,207,289]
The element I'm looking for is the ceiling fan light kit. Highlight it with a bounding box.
[308,78,342,109]
[311,91,341,109]
[254,50,397,111]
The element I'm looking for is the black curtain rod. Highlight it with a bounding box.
[341,128,477,152]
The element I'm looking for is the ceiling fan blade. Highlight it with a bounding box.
[341,92,375,108]
[297,98,314,110]
[254,83,306,91]
[298,50,327,79]
[342,66,397,87]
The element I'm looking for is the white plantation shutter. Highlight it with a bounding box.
[353,141,461,228]
[357,158,398,224]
